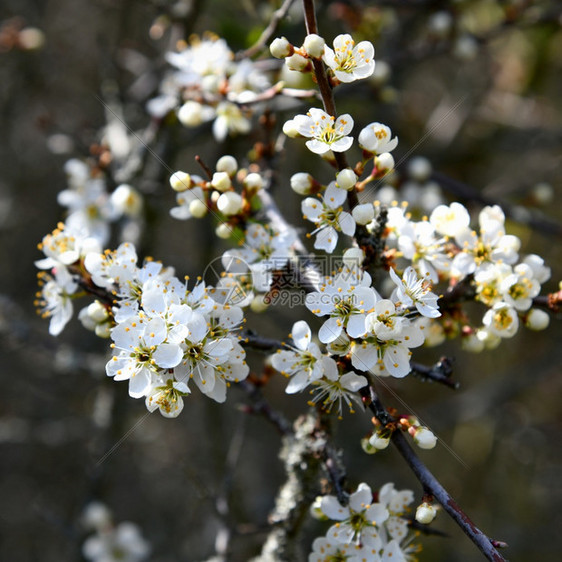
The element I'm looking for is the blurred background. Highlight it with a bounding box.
[0,0,561,560]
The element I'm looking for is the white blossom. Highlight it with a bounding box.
[302,182,356,253]
[358,122,398,154]
[323,34,375,83]
[290,108,354,154]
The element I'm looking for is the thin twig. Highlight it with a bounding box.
[236,0,296,60]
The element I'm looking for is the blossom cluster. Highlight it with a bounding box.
[378,201,552,348]
[81,501,150,562]
[310,482,421,562]
[148,34,271,141]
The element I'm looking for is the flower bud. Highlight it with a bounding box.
[18,27,46,51]
[217,192,243,216]
[95,323,111,338]
[290,173,314,195]
[303,34,325,58]
[110,184,143,216]
[476,328,501,350]
[375,152,395,173]
[407,156,432,182]
[428,11,453,38]
[352,203,375,225]
[285,53,309,72]
[270,36,293,59]
[211,171,232,192]
[462,332,485,353]
[250,295,269,313]
[283,119,302,139]
[201,74,220,94]
[336,168,357,191]
[170,171,191,192]
[361,436,378,455]
[415,502,438,524]
[216,155,238,176]
[531,182,554,205]
[88,301,109,323]
[178,101,205,127]
[244,172,264,192]
[368,432,391,450]
[309,496,328,520]
[215,223,234,239]
[189,199,208,218]
[78,307,96,331]
[525,308,550,331]
[412,427,437,450]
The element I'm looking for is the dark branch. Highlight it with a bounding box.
[365,386,508,562]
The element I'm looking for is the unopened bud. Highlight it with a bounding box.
[290,173,314,195]
[244,172,264,192]
[462,332,485,353]
[375,152,395,173]
[412,427,437,450]
[87,301,109,323]
[368,433,391,450]
[250,295,269,313]
[211,171,232,192]
[525,308,550,331]
[270,36,293,59]
[309,496,328,520]
[303,34,325,58]
[189,199,208,218]
[178,101,205,127]
[336,168,357,191]
[216,155,238,176]
[215,223,234,239]
[283,119,300,138]
[94,323,112,338]
[170,171,191,192]
[217,192,243,216]
[285,53,310,72]
[415,502,438,524]
[352,203,375,225]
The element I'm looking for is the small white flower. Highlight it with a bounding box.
[358,122,398,154]
[429,202,470,237]
[311,371,367,416]
[305,265,378,343]
[213,102,251,141]
[302,182,356,253]
[271,321,338,394]
[82,521,150,562]
[482,302,519,338]
[320,482,389,547]
[323,34,375,83]
[291,108,354,154]
[415,502,438,524]
[145,378,190,418]
[389,266,441,318]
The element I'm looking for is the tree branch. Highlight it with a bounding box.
[366,386,508,562]
[236,0,296,61]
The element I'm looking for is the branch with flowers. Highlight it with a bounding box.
[32,0,561,560]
